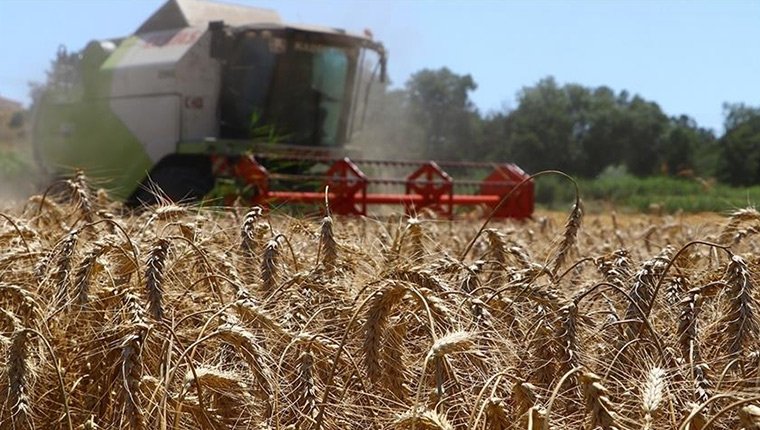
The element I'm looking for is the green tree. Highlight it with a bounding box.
[620,95,668,176]
[578,86,625,176]
[480,111,511,162]
[405,68,479,160]
[500,77,672,177]
[717,103,760,185]
[358,69,723,183]
[661,115,717,176]
[506,77,580,174]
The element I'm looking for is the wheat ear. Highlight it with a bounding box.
[641,367,666,430]
[426,331,482,399]
[740,405,760,430]
[261,238,280,291]
[363,282,407,383]
[119,292,148,430]
[555,301,581,387]
[513,382,547,429]
[394,408,453,430]
[596,249,632,289]
[624,247,672,339]
[7,328,32,430]
[319,215,338,275]
[151,203,186,222]
[460,260,484,293]
[718,207,760,244]
[233,296,291,339]
[72,240,111,305]
[69,170,94,222]
[426,330,477,363]
[580,371,620,430]
[721,255,759,360]
[295,345,317,424]
[52,228,80,307]
[551,197,583,274]
[240,206,264,254]
[215,320,274,398]
[145,238,170,321]
[484,397,510,430]
[380,315,409,399]
[484,228,508,286]
[405,217,425,262]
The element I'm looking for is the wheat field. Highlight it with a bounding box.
[1,174,760,429]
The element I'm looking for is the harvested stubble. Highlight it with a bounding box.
[2,182,760,430]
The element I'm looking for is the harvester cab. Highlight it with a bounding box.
[210,21,386,148]
[32,0,533,218]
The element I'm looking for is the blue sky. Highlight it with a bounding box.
[2,0,758,133]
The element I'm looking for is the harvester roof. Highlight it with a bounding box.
[136,0,282,34]
[136,0,375,42]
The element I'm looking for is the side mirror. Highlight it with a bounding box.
[379,55,388,84]
[209,21,232,60]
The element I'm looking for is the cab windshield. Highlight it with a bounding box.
[220,29,358,147]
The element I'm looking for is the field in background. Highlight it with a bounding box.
[0,106,757,214]
[537,174,760,214]
[2,179,760,429]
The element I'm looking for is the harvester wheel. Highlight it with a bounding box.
[128,155,214,206]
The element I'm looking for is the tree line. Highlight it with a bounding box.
[356,68,760,186]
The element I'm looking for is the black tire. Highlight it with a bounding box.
[127,155,214,207]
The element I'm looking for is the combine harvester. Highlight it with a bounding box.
[33,0,533,219]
